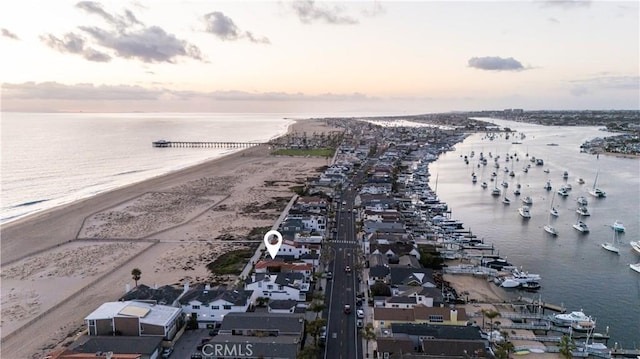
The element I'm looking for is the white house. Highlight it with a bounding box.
[179,284,253,329]
[245,273,309,303]
[277,240,320,259]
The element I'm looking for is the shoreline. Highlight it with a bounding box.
[0,118,334,357]
[1,119,303,265]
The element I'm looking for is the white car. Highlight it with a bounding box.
[356,319,364,328]
[356,309,364,318]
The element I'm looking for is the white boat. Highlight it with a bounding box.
[499,278,521,288]
[557,188,569,197]
[544,224,559,236]
[630,241,640,255]
[577,178,585,184]
[491,187,501,196]
[630,263,640,273]
[601,242,619,253]
[513,189,521,196]
[576,206,590,216]
[577,196,588,206]
[612,220,625,232]
[553,310,596,331]
[523,167,528,173]
[543,180,552,191]
[472,175,477,183]
[544,169,550,174]
[573,220,590,233]
[588,171,606,198]
[519,206,531,218]
[502,192,511,205]
[522,196,533,205]
[550,207,559,216]
[481,181,488,189]
[562,171,569,179]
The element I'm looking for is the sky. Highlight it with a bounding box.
[1,0,638,114]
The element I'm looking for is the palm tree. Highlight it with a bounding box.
[306,318,326,347]
[481,309,501,341]
[131,268,141,287]
[558,334,576,359]
[361,322,376,358]
[309,301,326,319]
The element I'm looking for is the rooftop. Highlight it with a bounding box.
[85,301,181,327]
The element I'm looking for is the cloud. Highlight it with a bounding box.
[76,1,143,30]
[291,0,358,25]
[3,82,163,100]
[468,56,526,71]
[41,2,203,64]
[2,82,376,103]
[2,28,20,40]
[570,75,640,90]
[538,0,591,9]
[40,32,112,62]
[78,25,203,63]
[203,11,270,44]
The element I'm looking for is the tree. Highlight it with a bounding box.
[370,282,391,297]
[481,309,501,341]
[297,345,320,359]
[306,318,326,347]
[255,297,270,307]
[309,301,326,320]
[131,268,141,287]
[361,322,376,358]
[558,334,576,359]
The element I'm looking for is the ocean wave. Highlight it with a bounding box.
[10,199,49,208]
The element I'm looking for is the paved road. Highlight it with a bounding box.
[324,164,369,359]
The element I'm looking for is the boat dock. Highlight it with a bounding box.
[152,140,267,148]
[516,296,566,313]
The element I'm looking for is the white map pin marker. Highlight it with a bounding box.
[264,230,283,259]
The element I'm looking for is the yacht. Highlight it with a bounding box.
[601,242,620,254]
[544,224,559,236]
[588,171,606,198]
[577,196,588,206]
[518,206,531,218]
[630,241,640,255]
[522,196,533,205]
[543,181,552,191]
[612,220,625,232]
[630,263,640,274]
[576,206,590,216]
[553,311,596,331]
[573,220,590,233]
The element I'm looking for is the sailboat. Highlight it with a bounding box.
[544,193,558,235]
[588,170,606,198]
[502,188,511,205]
[601,229,620,254]
[549,192,559,217]
[572,217,590,233]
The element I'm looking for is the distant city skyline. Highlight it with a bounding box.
[1,0,638,113]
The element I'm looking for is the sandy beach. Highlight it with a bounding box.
[0,119,333,358]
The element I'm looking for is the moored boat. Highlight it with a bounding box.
[630,241,640,255]
[522,196,533,205]
[573,220,590,233]
[553,310,596,331]
[544,224,558,236]
[601,242,619,253]
[630,263,640,273]
[612,220,625,232]
[518,206,531,218]
[576,206,590,216]
[577,196,588,206]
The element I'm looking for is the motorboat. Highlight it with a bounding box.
[536,158,544,166]
[573,220,590,233]
[577,178,585,184]
[563,171,569,179]
[577,196,588,206]
[491,187,501,196]
[630,263,640,273]
[523,167,528,173]
[576,206,590,216]
[557,188,569,197]
[544,224,559,236]
[630,241,640,255]
[553,310,596,331]
[502,181,508,188]
[601,242,620,254]
[521,281,541,291]
[543,181,552,191]
[513,189,521,196]
[612,220,625,232]
[472,175,477,183]
[544,169,550,174]
[509,170,515,177]
[500,278,521,288]
[502,196,511,205]
[522,196,533,205]
[550,207,559,216]
[563,184,572,191]
[518,206,531,218]
[481,182,488,189]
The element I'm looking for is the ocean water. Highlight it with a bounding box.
[430,118,640,348]
[0,112,296,224]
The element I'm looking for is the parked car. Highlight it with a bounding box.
[344,304,351,314]
[319,325,327,346]
[325,271,333,280]
[356,309,364,318]
[357,319,364,328]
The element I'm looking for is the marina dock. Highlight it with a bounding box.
[152,140,267,148]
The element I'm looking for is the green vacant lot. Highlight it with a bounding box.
[272,148,335,157]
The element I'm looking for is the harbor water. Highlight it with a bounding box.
[430,118,640,347]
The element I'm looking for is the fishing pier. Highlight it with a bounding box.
[152,140,267,148]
